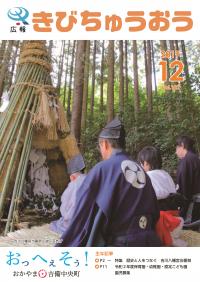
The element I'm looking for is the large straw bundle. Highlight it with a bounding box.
[46,148,62,161]
[0,41,52,234]
[32,129,59,150]
[0,41,81,235]
[48,161,69,195]
[46,148,69,195]
[59,134,80,160]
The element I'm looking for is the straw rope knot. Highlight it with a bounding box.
[18,41,52,72]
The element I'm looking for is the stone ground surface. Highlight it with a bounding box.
[0,224,60,247]
[0,224,200,247]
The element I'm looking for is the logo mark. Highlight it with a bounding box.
[139,216,148,229]
[8,7,29,25]
[38,269,47,278]
[121,160,146,189]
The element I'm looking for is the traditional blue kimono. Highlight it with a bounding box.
[57,151,161,247]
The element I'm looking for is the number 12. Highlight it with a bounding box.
[159,60,185,82]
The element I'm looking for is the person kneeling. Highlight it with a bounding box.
[138,146,187,247]
[50,155,86,235]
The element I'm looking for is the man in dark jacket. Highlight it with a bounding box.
[57,118,161,247]
[176,135,200,222]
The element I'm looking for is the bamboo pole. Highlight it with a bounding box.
[10,131,33,232]
[5,98,37,234]
[0,94,35,218]
[0,92,32,165]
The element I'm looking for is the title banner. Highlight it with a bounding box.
[0,0,199,39]
[0,247,199,282]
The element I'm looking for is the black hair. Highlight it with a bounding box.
[138,146,162,170]
[99,136,126,150]
[176,135,196,153]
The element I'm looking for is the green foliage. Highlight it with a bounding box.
[82,86,200,177]
[57,40,200,176]
[82,112,107,170]
[125,91,200,173]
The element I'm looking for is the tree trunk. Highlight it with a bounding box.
[63,41,70,109]
[71,41,86,144]
[146,40,153,114]
[0,41,7,65]
[160,40,168,51]
[81,41,90,129]
[169,40,175,51]
[144,41,152,114]
[160,40,170,86]
[57,41,65,95]
[67,41,76,119]
[0,41,14,98]
[48,40,53,62]
[125,40,129,101]
[144,40,148,86]
[174,41,181,60]
[107,41,115,122]
[7,41,20,90]
[90,40,97,118]
[132,40,140,119]
[100,41,105,112]
[151,41,157,96]
[119,40,124,113]
[181,40,191,93]
[160,41,173,119]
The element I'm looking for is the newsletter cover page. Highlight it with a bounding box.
[0,0,199,281]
